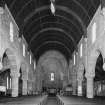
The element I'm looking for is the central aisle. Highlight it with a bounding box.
[46,96,58,105]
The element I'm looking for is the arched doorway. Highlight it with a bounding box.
[94,53,105,96]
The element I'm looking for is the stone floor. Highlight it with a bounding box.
[46,96,58,105]
[0,95,105,105]
[58,95,105,105]
[0,95,46,105]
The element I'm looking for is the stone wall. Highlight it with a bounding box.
[0,5,36,96]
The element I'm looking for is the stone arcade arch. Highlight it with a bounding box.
[94,52,105,96]
[2,48,20,97]
[36,50,68,93]
[1,51,11,96]
[85,49,104,98]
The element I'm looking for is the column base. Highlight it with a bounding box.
[87,94,94,98]
[22,80,27,95]
[78,93,82,96]
[12,93,18,97]
[77,84,82,96]
[22,88,27,95]
[78,94,82,96]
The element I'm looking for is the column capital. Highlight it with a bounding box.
[85,58,96,79]
[72,65,76,71]
[22,74,28,81]
[78,62,84,71]
[10,65,17,70]
[85,72,95,79]
[10,71,20,78]
[77,76,83,82]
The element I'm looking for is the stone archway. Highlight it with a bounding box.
[85,49,101,98]
[4,48,20,97]
[94,52,105,96]
[36,50,68,93]
[5,49,17,69]
[0,51,11,96]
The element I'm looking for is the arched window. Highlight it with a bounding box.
[34,60,36,70]
[10,22,14,42]
[74,54,75,65]
[51,73,54,81]
[7,76,9,89]
[10,78,11,89]
[50,0,55,15]
[30,54,32,64]
[92,22,97,43]
[23,44,25,57]
[80,43,83,57]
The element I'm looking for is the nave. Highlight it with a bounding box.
[1,0,105,104]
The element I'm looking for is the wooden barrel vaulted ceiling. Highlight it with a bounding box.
[3,0,100,62]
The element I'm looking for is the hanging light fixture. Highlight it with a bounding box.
[50,0,55,15]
